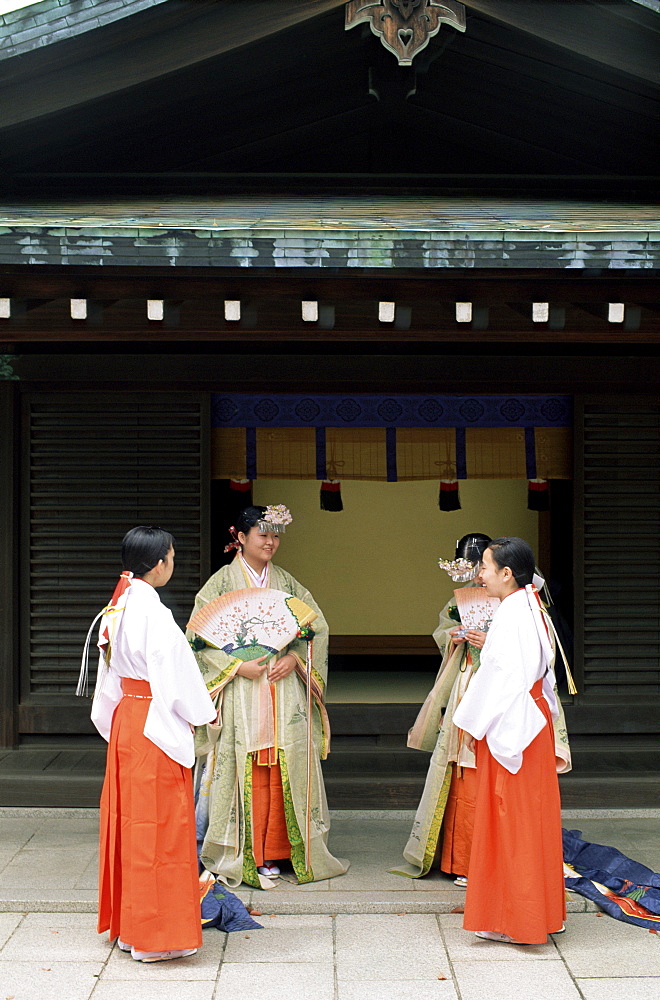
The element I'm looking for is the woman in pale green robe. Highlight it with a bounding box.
[189,505,347,890]
[391,535,571,880]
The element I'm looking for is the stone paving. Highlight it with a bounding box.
[0,808,658,999]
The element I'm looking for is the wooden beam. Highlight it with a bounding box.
[2,325,659,344]
[461,0,660,85]
[330,635,437,656]
[2,271,657,305]
[9,351,660,397]
[0,0,348,129]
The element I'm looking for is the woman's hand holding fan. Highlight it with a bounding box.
[236,655,270,680]
[268,653,298,683]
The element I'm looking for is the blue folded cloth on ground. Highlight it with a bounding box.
[563,828,660,930]
[200,879,263,933]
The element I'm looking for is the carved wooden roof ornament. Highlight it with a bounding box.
[345,1,466,66]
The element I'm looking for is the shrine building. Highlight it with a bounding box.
[0,0,658,806]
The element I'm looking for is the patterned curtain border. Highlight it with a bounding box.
[211,394,572,429]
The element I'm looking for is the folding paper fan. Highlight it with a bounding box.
[187,588,317,660]
[454,587,500,632]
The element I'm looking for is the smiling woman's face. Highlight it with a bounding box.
[238,526,280,565]
[479,546,515,600]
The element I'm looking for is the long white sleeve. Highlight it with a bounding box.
[89,658,123,743]
[452,589,557,774]
[91,580,216,766]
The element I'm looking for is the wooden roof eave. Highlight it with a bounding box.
[461,0,660,86]
[0,0,348,130]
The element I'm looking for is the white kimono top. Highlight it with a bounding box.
[91,578,216,766]
[452,587,559,775]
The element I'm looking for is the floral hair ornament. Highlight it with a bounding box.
[223,525,241,554]
[438,556,481,583]
[257,504,292,534]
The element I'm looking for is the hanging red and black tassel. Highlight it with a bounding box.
[320,480,343,511]
[229,478,252,494]
[439,480,461,511]
[527,478,550,511]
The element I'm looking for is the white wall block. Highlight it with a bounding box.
[455,302,472,323]
[532,302,549,322]
[378,301,395,323]
[70,298,87,319]
[224,300,241,321]
[608,302,625,323]
[147,299,164,321]
[302,300,319,322]
[0,298,10,319]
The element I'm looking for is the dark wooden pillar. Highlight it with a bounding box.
[0,380,19,746]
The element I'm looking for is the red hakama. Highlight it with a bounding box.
[439,763,477,878]
[98,678,202,953]
[250,683,292,867]
[463,678,565,944]
[251,758,292,867]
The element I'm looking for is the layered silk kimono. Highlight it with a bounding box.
[91,579,216,953]
[452,586,566,943]
[190,556,348,889]
[391,592,571,880]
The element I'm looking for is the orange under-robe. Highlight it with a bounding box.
[463,678,565,944]
[98,678,202,953]
[251,683,291,867]
[439,763,478,878]
[251,758,292,866]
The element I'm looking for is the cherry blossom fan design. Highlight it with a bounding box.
[454,586,500,632]
[187,588,317,659]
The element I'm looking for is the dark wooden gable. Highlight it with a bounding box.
[0,0,658,186]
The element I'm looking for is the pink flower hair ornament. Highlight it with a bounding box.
[438,556,481,582]
[257,504,292,534]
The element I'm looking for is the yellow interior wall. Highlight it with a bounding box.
[253,480,538,636]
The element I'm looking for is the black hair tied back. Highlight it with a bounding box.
[487,536,535,587]
[121,526,174,577]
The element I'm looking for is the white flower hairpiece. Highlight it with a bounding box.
[438,556,480,582]
[258,504,292,533]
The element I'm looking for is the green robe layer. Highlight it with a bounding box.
[390,593,572,879]
[189,557,348,889]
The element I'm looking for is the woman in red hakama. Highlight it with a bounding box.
[89,527,216,962]
[453,537,566,945]
[98,677,202,954]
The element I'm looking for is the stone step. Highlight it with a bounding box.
[558,773,660,809]
[0,891,599,917]
[327,703,421,736]
[323,743,429,775]
[2,733,659,808]
[323,772,660,810]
